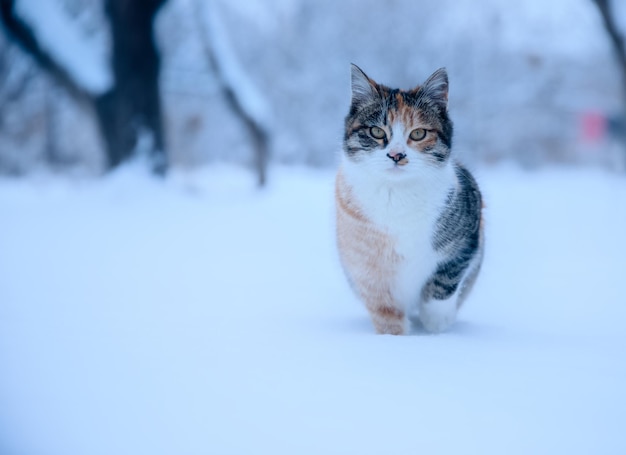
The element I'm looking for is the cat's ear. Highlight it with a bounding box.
[421,68,449,110]
[350,64,379,105]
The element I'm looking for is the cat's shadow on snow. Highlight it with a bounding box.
[342,316,490,337]
[409,320,479,336]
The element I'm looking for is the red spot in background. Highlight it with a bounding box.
[580,111,607,144]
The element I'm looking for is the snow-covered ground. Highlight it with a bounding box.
[1,164,625,455]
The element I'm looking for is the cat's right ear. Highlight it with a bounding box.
[350,64,379,106]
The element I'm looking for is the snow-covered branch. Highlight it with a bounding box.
[14,0,111,95]
[0,0,88,103]
[194,0,272,186]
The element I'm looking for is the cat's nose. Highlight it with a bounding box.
[387,151,407,163]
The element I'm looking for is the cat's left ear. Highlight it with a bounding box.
[421,68,449,110]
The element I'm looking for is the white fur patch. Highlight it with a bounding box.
[419,295,458,333]
[341,123,457,317]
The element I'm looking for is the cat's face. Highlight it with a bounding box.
[343,65,453,178]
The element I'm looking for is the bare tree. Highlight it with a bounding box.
[592,0,626,149]
[0,0,168,174]
[194,1,271,186]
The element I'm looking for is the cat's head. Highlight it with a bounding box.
[343,65,453,178]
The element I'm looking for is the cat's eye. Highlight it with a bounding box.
[369,126,386,140]
[409,128,427,141]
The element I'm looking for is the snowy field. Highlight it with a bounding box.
[1,164,625,455]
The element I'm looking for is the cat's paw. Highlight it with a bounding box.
[419,298,457,333]
[370,305,407,335]
[372,316,407,335]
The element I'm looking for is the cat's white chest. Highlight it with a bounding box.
[342,163,455,309]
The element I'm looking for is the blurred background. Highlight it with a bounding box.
[0,0,625,181]
[2,2,626,454]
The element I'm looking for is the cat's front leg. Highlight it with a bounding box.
[418,296,458,333]
[418,258,468,333]
[365,297,407,335]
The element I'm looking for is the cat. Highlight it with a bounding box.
[335,64,484,335]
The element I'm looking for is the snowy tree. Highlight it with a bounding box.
[0,0,168,174]
[194,0,271,186]
[592,0,626,153]
[0,0,624,174]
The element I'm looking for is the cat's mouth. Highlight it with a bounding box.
[386,163,409,174]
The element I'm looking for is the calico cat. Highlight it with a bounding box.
[335,64,484,335]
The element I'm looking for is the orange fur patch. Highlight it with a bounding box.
[335,169,405,335]
[374,306,404,320]
[387,92,420,127]
[383,92,438,155]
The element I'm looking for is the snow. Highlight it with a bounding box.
[15,0,112,94]
[0,164,625,454]
[611,0,626,37]
[413,0,611,60]
[218,0,298,35]
[492,0,611,59]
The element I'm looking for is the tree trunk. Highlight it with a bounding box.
[0,0,168,174]
[96,0,167,174]
[194,1,270,187]
[592,0,626,156]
